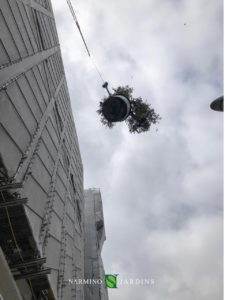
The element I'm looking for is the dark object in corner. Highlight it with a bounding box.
[210,96,223,112]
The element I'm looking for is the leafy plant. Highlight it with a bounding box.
[97,100,114,128]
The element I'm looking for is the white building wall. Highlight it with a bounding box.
[0,1,84,299]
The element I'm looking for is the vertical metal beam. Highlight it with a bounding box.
[57,140,75,298]
[39,104,71,253]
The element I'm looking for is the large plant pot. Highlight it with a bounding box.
[102,95,131,122]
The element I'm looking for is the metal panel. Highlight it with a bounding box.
[32,155,51,193]
[22,175,48,217]
[0,39,10,67]
[26,69,47,111]
[8,0,34,56]
[53,193,64,219]
[0,124,22,175]
[7,80,37,135]
[0,90,31,152]
[49,212,62,241]
[45,237,61,269]
[0,1,27,58]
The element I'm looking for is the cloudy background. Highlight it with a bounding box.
[52,0,223,299]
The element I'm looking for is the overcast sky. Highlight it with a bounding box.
[52,0,223,299]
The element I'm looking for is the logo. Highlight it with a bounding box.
[67,274,154,289]
[105,274,118,288]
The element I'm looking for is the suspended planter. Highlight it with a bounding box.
[102,94,131,122]
[97,83,161,133]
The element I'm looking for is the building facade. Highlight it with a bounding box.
[84,189,108,300]
[0,0,84,299]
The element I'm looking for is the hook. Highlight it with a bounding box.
[102,82,111,96]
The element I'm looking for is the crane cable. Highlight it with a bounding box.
[66,0,90,56]
[66,0,105,84]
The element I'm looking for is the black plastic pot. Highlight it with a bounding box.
[102,95,131,122]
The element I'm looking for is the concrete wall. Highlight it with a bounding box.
[0,1,84,299]
[84,189,108,300]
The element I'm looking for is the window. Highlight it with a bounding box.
[70,174,76,195]
[55,102,63,133]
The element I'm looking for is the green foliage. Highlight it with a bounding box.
[97,85,161,133]
[97,98,114,128]
[112,85,133,100]
[127,97,161,133]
